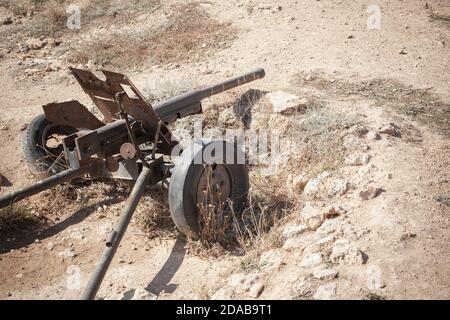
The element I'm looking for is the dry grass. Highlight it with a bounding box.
[0,204,38,234]
[134,190,176,239]
[296,71,450,138]
[70,2,236,69]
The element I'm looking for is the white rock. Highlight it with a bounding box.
[287,173,309,195]
[290,276,313,297]
[300,253,323,268]
[313,283,337,300]
[328,179,349,197]
[211,287,234,300]
[378,123,401,137]
[259,249,284,272]
[248,283,265,298]
[313,269,339,281]
[330,240,365,265]
[282,224,308,240]
[303,171,331,199]
[301,202,324,230]
[25,38,45,50]
[345,153,370,166]
[266,91,308,115]
[306,235,335,252]
[366,131,381,140]
[131,288,157,300]
[283,237,307,252]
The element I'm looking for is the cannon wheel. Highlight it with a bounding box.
[169,140,249,239]
[22,113,77,174]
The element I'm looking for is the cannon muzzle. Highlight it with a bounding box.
[153,68,265,124]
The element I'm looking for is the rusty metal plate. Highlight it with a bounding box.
[69,68,176,154]
[43,100,104,130]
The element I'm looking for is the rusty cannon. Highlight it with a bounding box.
[0,67,265,299]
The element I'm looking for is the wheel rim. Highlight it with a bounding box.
[40,124,75,168]
[195,164,232,207]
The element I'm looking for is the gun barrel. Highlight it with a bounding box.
[153,68,265,124]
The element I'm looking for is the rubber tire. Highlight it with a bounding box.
[169,140,249,239]
[22,114,76,174]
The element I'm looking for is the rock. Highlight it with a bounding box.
[303,171,331,199]
[287,173,309,195]
[131,288,157,300]
[330,240,366,265]
[0,15,12,25]
[283,237,307,252]
[45,37,59,47]
[345,153,370,166]
[211,286,234,299]
[248,283,265,298]
[378,123,401,137]
[400,232,417,241]
[58,249,75,258]
[290,276,314,297]
[300,202,324,230]
[18,43,30,53]
[259,249,284,272]
[359,187,384,200]
[322,205,347,219]
[306,235,335,252]
[25,38,45,50]
[266,91,308,115]
[282,224,308,240]
[366,131,381,140]
[328,179,349,197]
[348,124,369,138]
[19,123,27,131]
[1,125,8,131]
[300,252,323,268]
[313,283,337,300]
[313,269,339,281]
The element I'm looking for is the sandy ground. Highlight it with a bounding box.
[0,0,449,299]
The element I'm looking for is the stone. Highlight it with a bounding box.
[248,283,265,298]
[287,173,309,194]
[322,205,347,219]
[290,276,314,297]
[19,123,27,131]
[300,253,323,268]
[259,249,284,272]
[313,283,337,300]
[131,288,157,300]
[345,153,370,166]
[301,202,324,230]
[18,43,30,53]
[378,123,401,137]
[306,235,335,252]
[359,187,384,200]
[303,171,331,199]
[330,240,366,265]
[25,38,45,50]
[328,179,349,197]
[348,124,369,138]
[266,91,308,115]
[313,269,339,281]
[282,224,308,240]
[283,237,307,252]
[211,287,234,300]
[366,131,381,140]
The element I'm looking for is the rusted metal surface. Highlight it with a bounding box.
[43,100,104,130]
[70,68,176,155]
